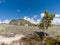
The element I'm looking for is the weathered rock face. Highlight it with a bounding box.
[9,19,35,26]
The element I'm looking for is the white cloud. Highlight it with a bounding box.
[41,13,44,18]
[52,18,60,25]
[55,14,60,18]
[51,14,60,25]
[23,16,36,24]
[23,15,40,24]
[23,13,60,25]
[33,15,38,18]
[0,20,11,24]
[41,13,60,18]
[41,13,60,25]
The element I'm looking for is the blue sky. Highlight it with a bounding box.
[0,0,60,24]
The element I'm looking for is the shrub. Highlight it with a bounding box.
[20,34,41,45]
[44,37,56,45]
[56,34,60,42]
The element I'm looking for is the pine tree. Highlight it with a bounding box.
[39,10,55,31]
[37,10,55,45]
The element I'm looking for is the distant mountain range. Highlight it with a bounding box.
[9,19,35,26]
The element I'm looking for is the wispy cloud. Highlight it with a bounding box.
[52,18,60,25]
[23,13,60,25]
[23,15,40,24]
[41,13,60,25]
[41,13,44,18]
[55,14,60,18]
[0,19,11,24]
[52,14,60,25]
[33,15,38,18]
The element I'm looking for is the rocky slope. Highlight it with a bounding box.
[0,24,60,45]
[0,23,38,37]
[0,23,60,37]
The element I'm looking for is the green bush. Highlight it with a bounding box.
[21,34,60,45]
[44,37,56,45]
[20,33,41,45]
[56,34,60,42]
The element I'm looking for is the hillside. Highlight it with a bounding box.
[9,19,35,26]
[0,23,60,37]
[0,24,38,37]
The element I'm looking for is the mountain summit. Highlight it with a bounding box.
[9,19,35,26]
